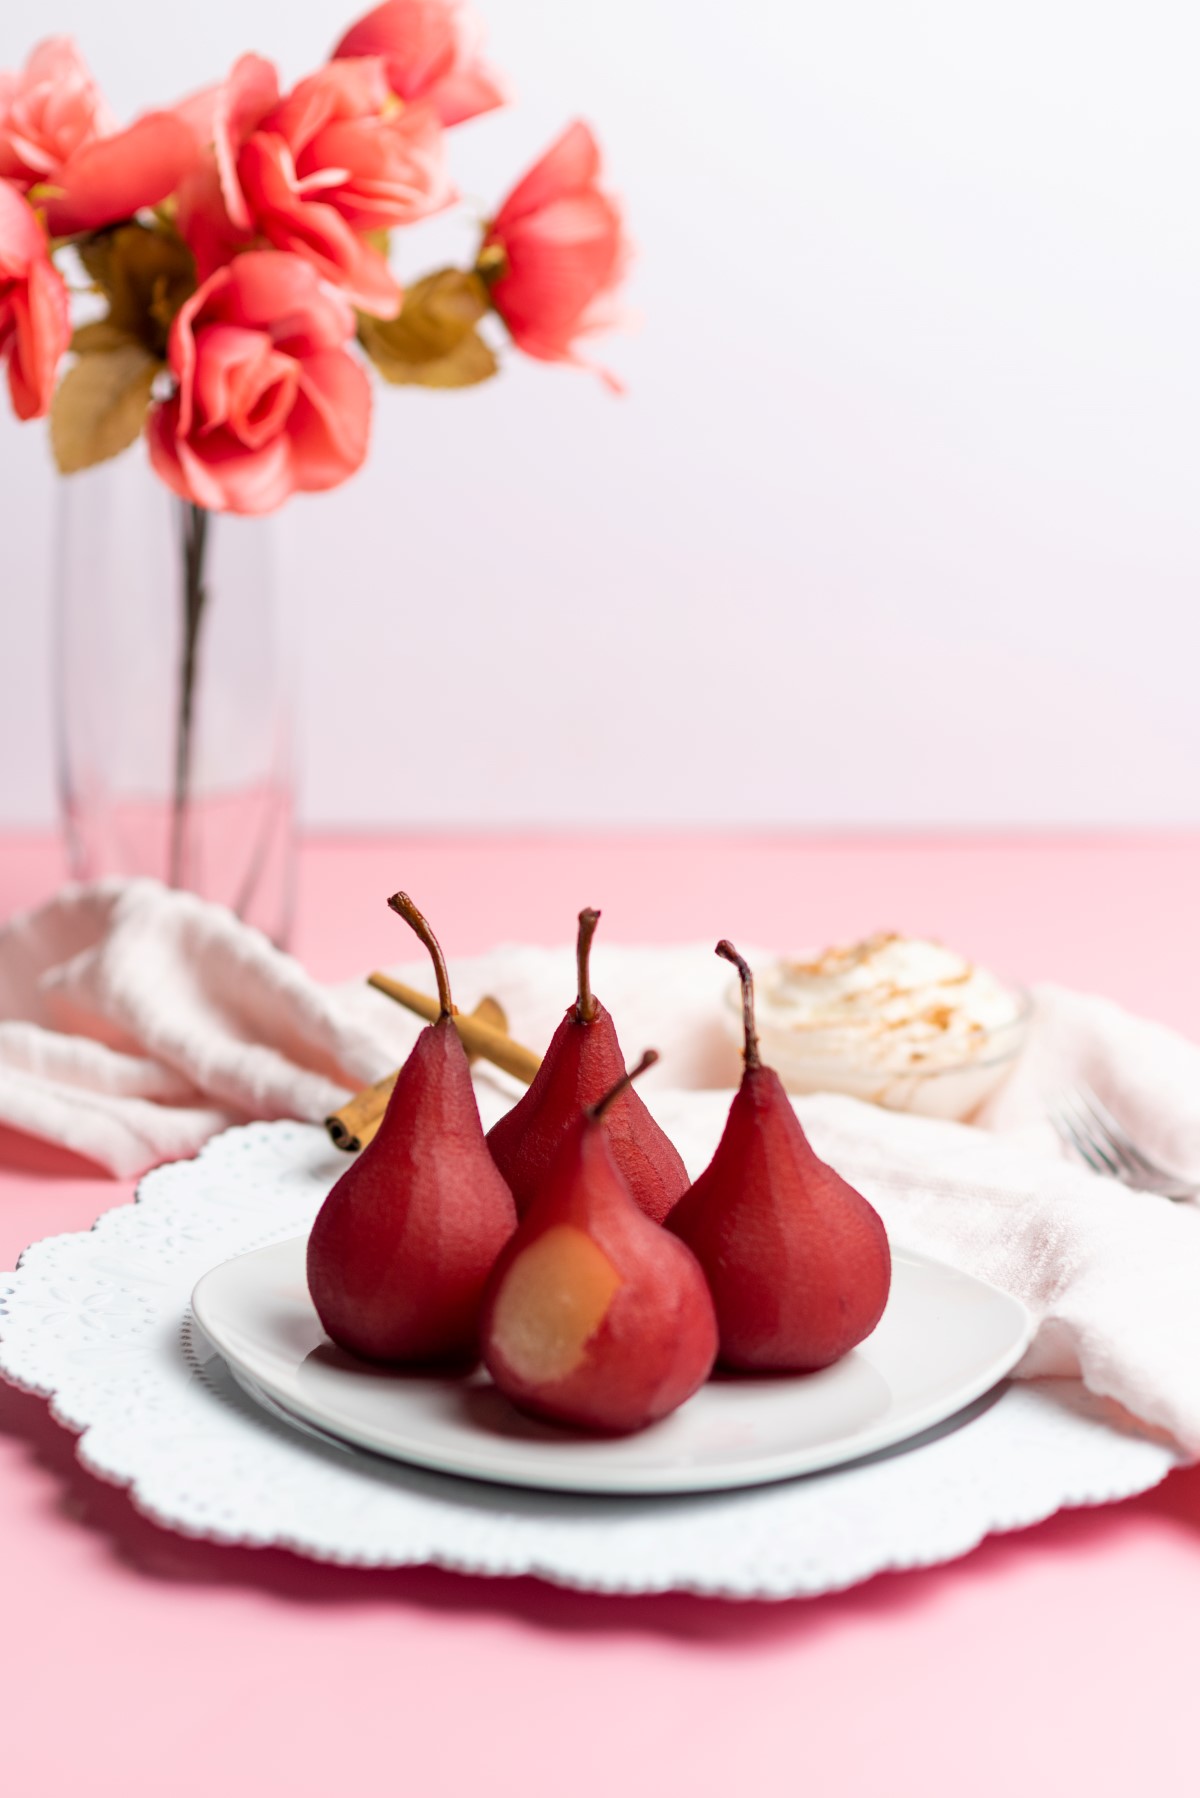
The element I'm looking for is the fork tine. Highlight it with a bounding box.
[1069,1083,1200,1202]
[1074,1086,1166,1180]
[1058,1092,1124,1179]
[1066,1089,1147,1184]
[1051,1103,1120,1180]
[1075,1088,1200,1199]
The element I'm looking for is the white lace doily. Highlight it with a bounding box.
[0,1121,1182,1599]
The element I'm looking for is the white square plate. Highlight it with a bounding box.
[192,1238,1034,1495]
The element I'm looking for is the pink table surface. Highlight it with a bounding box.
[2,832,1199,1796]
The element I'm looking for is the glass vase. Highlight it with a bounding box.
[55,448,296,945]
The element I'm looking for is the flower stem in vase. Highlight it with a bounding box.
[169,500,210,891]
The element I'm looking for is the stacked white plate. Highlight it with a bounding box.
[0,1121,1179,1598]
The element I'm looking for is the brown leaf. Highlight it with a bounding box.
[372,326,499,389]
[71,319,138,355]
[358,268,498,389]
[77,234,115,290]
[79,222,195,358]
[50,343,160,475]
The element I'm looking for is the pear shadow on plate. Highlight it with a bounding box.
[453,1352,893,1447]
[294,1330,894,1447]
[458,1382,579,1442]
[223,1316,972,1504]
[258,1306,338,1364]
[303,1339,482,1383]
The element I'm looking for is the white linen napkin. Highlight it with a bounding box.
[3,878,1200,1454]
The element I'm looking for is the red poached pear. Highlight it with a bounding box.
[666,942,891,1372]
[486,908,688,1222]
[481,1051,718,1434]
[307,893,517,1365]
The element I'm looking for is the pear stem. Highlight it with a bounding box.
[575,907,601,1023]
[717,939,761,1070]
[588,1048,659,1121]
[387,892,453,1018]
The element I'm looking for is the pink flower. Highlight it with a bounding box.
[0,178,69,419]
[0,37,114,187]
[43,113,204,236]
[177,55,451,317]
[146,251,371,515]
[173,55,280,277]
[0,36,199,237]
[482,122,628,386]
[333,0,506,127]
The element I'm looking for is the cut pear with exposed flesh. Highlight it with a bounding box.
[488,1225,622,1384]
[482,1051,718,1435]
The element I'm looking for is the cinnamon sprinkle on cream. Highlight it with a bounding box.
[756,934,1022,1073]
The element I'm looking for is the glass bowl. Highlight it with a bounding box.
[723,972,1034,1124]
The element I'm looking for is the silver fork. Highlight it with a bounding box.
[1050,1083,1200,1202]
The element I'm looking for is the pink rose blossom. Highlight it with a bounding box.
[174,55,280,278]
[147,251,372,516]
[177,55,451,317]
[333,0,506,127]
[0,37,114,188]
[0,177,69,419]
[43,112,203,236]
[0,36,199,237]
[483,121,628,387]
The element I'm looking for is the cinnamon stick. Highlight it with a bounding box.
[367,973,543,1084]
[326,994,510,1152]
[325,989,540,1153]
[327,1067,402,1151]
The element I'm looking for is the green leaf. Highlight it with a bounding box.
[50,343,160,474]
[358,269,498,389]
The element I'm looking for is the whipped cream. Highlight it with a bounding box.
[755,933,1022,1072]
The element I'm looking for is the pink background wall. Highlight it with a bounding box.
[3,1,1199,830]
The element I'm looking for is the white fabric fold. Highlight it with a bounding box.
[3,879,1200,1453]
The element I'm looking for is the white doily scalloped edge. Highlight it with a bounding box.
[0,1121,1184,1600]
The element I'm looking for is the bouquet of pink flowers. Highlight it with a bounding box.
[0,1,629,516]
[1,5,629,905]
